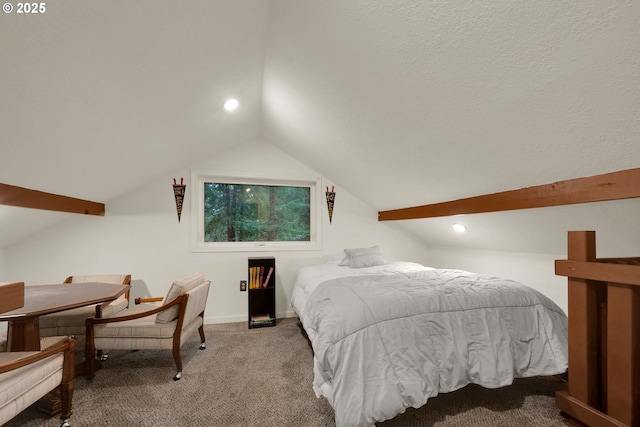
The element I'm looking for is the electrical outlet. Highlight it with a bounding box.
[240,280,247,291]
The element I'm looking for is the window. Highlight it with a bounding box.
[192,173,321,252]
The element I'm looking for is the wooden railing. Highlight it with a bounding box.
[555,231,640,427]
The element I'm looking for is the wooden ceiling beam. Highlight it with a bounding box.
[378,168,640,221]
[0,183,105,216]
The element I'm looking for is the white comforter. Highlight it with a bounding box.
[291,262,568,427]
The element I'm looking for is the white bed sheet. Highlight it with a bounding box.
[291,262,568,427]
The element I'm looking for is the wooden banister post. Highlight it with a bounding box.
[564,231,602,409]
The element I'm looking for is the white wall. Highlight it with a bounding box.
[4,137,433,324]
[428,246,568,315]
[4,137,572,321]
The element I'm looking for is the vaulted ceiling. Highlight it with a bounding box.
[1,1,639,254]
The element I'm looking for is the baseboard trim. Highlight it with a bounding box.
[204,310,298,325]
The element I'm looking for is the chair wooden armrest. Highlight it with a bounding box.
[87,295,185,327]
[0,337,75,373]
[134,296,164,305]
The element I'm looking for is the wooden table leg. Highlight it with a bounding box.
[7,317,41,351]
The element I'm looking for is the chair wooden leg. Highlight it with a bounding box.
[198,322,206,350]
[59,382,73,426]
[172,340,183,381]
[60,338,75,427]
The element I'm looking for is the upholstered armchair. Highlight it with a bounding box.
[39,275,131,340]
[85,272,210,380]
[0,336,75,427]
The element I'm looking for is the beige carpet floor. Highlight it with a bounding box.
[6,317,569,427]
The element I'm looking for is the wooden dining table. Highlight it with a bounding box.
[0,282,129,416]
[0,282,130,351]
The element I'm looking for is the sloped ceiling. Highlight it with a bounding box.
[1,1,639,254]
[0,0,269,247]
[261,0,640,255]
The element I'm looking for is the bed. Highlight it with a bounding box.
[291,246,569,427]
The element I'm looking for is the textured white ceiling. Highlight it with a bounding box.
[262,0,640,209]
[260,0,640,254]
[1,1,639,254]
[0,1,268,202]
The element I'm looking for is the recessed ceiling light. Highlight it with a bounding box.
[223,98,239,111]
[452,223,467,233]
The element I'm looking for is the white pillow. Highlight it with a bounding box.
[327,251,347,264]
[341,245,387,268]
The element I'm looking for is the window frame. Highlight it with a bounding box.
[191,171,322,252]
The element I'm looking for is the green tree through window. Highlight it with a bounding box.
[204,183,311,243]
